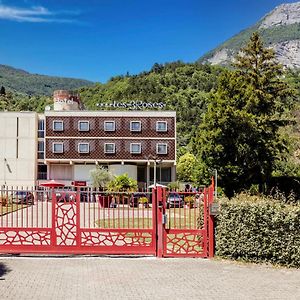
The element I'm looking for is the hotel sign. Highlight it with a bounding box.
[96,101,166,110]
[72,181,87,187]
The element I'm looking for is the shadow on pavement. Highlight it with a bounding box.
[0,262,11,280]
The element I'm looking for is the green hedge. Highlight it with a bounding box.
[215,193,300,267]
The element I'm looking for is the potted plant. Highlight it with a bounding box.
[107,174,138,205]
[184,195,195,208]
[138,196,149,208]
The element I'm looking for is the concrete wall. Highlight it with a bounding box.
[0,112,37,187]
[74,165,96,182]
[108,164,137,180]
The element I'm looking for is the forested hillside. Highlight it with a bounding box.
[0,64,93,96]
[79,62,224,156]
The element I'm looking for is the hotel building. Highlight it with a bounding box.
[0,90,176,188]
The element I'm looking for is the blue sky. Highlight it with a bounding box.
[0,0,298,82]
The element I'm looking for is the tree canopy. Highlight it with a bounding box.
[195,32,294,196]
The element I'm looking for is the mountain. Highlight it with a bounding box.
[0,64,94,96]
[198,1,300,68]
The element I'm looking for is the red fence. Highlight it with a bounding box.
[0,185,214,257]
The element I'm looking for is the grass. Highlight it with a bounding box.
[94,207,202,229]
[0,203,29,216]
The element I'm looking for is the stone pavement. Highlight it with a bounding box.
[0,256,299,300]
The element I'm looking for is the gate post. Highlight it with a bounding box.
[156,186,164,258]
[208,185,215,258]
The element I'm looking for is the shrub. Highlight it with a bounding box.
[138,197,148,204]
[184,196,195,206]
[167,181,180,191]
[107,173,138,192]
[215,193,300,267]
[0,196,8,206]
[90,166,112,189]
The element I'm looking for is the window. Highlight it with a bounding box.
[52,142,64,153]
[130,143,141,154]
[130,121,141,132]
[156,143,168,154]
[38,119,45,138]
[38,141,44,159]
[53,120,64,131]
[156,121,167,132]
[37,164,47,180]
[104,143,115,154]
[78,121,89,131]
[104,121,115,132]
[78,143,89,153]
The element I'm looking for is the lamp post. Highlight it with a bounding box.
[145,155,160,188]
[153,160,157,187]
[3,158,6,186]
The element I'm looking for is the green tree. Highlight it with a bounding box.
[0,86,6,95]
[107,173,138,192]
[196,32,294,196]
[176,153,198,183]
[90,166,112,189]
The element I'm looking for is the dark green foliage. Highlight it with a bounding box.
[0,64,93,96]
[0,91,52,112]
[196,33,294,196]
[0,86,5,95]
[216,194,300,267]
[267,177,300,201]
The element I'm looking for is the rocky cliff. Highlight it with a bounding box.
[199,1,300,68]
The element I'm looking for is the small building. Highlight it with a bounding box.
[0,90,176,189]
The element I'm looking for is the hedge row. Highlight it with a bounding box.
[215,193,300,267]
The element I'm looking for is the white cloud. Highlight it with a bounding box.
[0,4,77,23]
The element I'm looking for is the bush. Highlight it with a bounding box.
[184,196,195,206]
[167,181,180,191]
[90,166,112,189]
[138,197,148,204]
[215,193,300,267]
[107,173,138,192]
[0,196,8,206]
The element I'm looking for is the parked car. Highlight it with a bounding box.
[166,193,184,208]
[129,193,150,208]
[55,192,76,202]
[13,191,34,204]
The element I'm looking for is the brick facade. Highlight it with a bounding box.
[45,114,176,161]
[45,138,175,160]
[45,116,175,138]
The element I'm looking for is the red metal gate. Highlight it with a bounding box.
[0,186,214,257]
[156,185,214,258]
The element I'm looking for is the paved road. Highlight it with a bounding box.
[0,256,299,300]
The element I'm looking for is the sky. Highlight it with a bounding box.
[0,0,299,82]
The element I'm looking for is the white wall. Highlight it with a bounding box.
[0,112,37,187]
[108,164,137,180]
[74,165,95,182]
[49,164,73,180]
